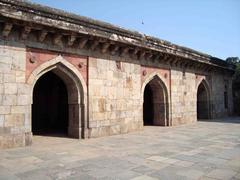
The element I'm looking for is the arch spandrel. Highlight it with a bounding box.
[141,72,169,101]
[27,55,88,139]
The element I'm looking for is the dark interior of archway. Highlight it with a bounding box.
[144,84,154,125]
[197,83,209,119]
[32,71,68,136]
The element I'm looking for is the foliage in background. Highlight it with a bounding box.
[226,57,240,115]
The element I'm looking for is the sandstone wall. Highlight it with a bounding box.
[0,43,32,149]
[0,43,234,149]
[170,69,233,124]
[170,69,197,125]
[88,58,143,137]
[212,73,233,118]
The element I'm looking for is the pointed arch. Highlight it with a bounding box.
[141,73,170,126]
[197,79,211,119]
[141,72,169,100]
[27,55,87,98]
[27,55,88,139]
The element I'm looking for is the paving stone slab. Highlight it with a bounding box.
[206,169,238,180]
[0,118,239,180]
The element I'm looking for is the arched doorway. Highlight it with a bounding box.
[197,81,210,119]
[32,71,68,136]
[28,56,87,139]
[143,76,168,126]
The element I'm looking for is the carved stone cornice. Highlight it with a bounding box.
[0,0,235,73]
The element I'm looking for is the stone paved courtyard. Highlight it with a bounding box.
[0,117,240,180]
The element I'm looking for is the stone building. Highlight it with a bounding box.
[0,0,235,148]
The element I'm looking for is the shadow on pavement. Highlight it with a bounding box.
[198,116,240,124]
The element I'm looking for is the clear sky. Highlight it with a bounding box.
[30,0,240,60]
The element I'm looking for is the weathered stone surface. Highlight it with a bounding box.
[0,119,239,177]
[11,106,28,114]
[17,84,31,95]
[0,55,12,65]
[0,106,11,114]
[25,132,32,146]
[4,114,25,127]
[0,74,3,84]
[2,95,17,106]
[16,71,25,83]
[0,64,11,73]
[3,73,15,83]
[17,95,30,105]
[4,83,18,95]
[0,0,235,149]
[88,59,143,137]
[0,115,4,126]
[170,69,197,125]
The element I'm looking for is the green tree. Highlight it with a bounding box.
[226,57,240,64]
